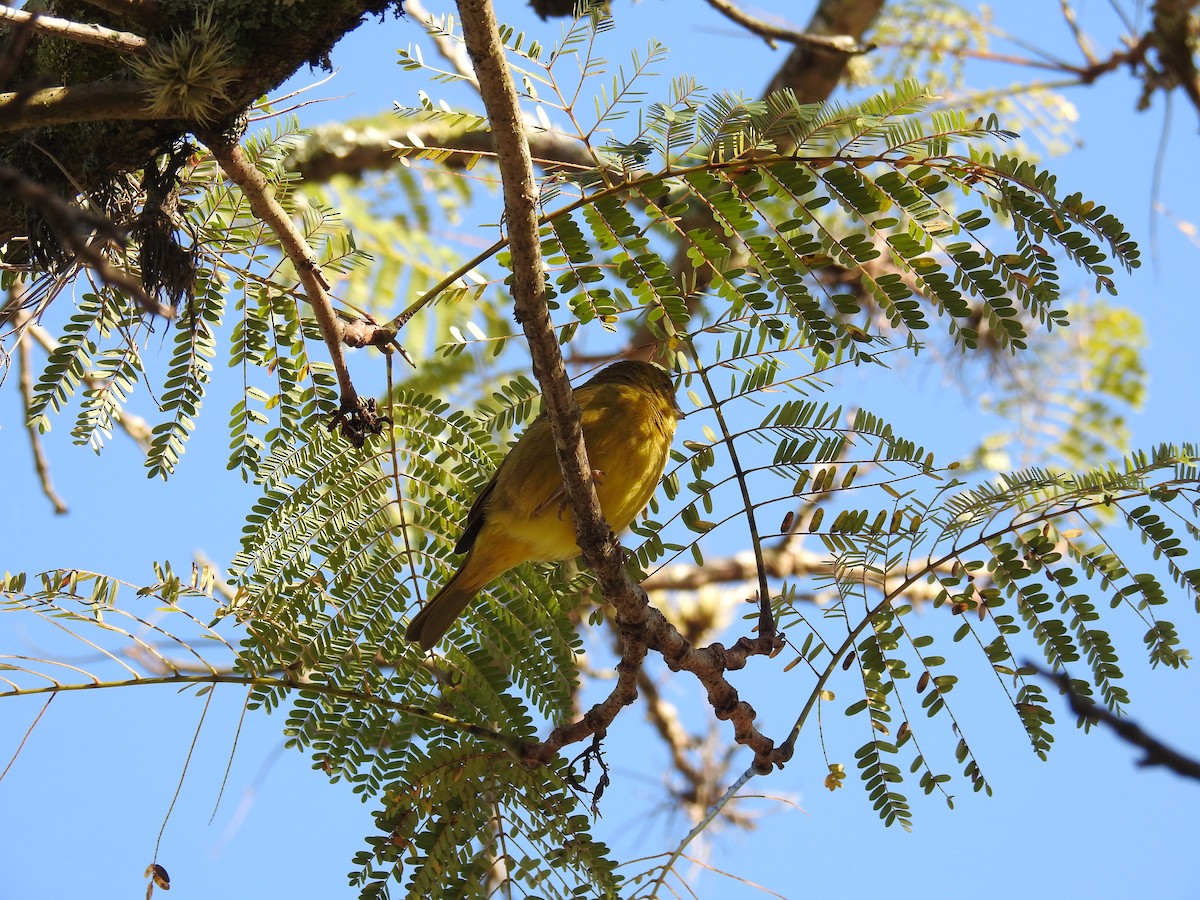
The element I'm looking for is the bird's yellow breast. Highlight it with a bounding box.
[475,379,677,566]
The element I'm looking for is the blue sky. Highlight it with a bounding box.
[2,2,1199,899]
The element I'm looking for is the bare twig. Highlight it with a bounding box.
[18,327,69,514]
[0,694,56,784]
[1035,665,1200,781]
[0,6,148,53]
[705,0,874,54]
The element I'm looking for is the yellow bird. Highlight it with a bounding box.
[405,360,681,650]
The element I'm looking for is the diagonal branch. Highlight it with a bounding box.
[453,0,616,593]
[704,0,874,54]
[203,132,399,442]
[1036,665,1200,780]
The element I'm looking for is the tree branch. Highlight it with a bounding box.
[451,0,789,773]
[287,118,595,183]
[0,6,148,53]
[453,0,611,588]
[1036,665,1200,781]
[643,545,948,605]
[17,322,69,514]
[704,0,874,54]
[204,133,391,436]
[0,81,160,133]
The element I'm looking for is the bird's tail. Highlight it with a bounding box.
[405,563,483,651]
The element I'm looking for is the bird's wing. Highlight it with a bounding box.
[455,468,500,555]
[454,410,557,553]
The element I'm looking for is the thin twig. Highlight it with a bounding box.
[208,688,252,825]
[704,0,874,54]
[152,685,214,863]
[0,5,148,53]
[18,324,69,514]
[3,672,523,752]
[691,347,774,637]
[0,694,56,784]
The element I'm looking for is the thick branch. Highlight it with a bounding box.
[454,0,615,589]
[0,81,159,133]
[287,119,595,183]
[763,0,886,102]
[0,1,402,245]
[0,6,148,53]
[454,2,796,774]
